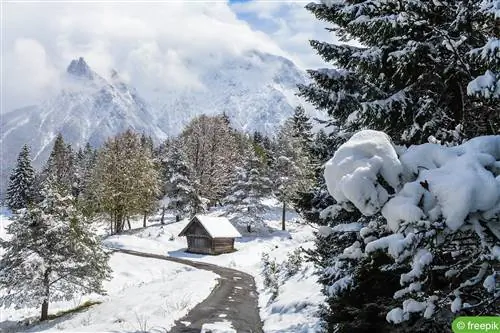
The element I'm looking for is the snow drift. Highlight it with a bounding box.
[324,130,500,234]
[323,130,403,216]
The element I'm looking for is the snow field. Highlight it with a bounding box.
[0,236,218,333]
[105,198,324,333]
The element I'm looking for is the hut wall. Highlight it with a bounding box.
[186,236,213,254]
[211,238,235,254]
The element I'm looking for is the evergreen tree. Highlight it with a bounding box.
[466,0,500,136]
[291,105,314,149]
[301,130,336,223]
[0,181,111,321]
[298,0,491,145]
[225,148,272,232]
[6,145,35,210]
[272,119,314,230]
[74,143,97,203]
[289,107,320,220]
[164,141,203,221]
[43,134,75,194]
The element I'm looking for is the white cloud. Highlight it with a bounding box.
[3,38,61,110]
[2,1,292,112]
[230,0,337,69]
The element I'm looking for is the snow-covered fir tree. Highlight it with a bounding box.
[301,130,336,223]
[272,119,314,230]
[74,143,97,206]
[466,0,500,136]
[0,180,111,321]
[43,134,76,194]
[291,106,314,149]
[6,145,35,211]
[299,0,493,145]
[288,107,322,221]
[225,148,272,232]
[164,141,203,221]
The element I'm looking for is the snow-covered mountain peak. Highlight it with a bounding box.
[1,50,319,196]
[67,57,94,80]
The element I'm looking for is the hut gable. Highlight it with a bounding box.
[178,215,241,238]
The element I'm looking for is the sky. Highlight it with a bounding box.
[1,0,336,112]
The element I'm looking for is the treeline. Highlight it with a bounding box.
[5,107,332,233]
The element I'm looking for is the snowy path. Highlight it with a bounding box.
[113,248,263,333]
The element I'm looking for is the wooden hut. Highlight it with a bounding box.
[178,215,242,255]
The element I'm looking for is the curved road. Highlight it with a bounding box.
[114,248,263,333]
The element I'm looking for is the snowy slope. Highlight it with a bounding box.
[154,50,315,136]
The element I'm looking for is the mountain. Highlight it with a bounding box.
[0,57,167,193]
[1,52,314,195]
[152,50,312,135]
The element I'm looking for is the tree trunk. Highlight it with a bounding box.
[143,212,147,228]
[160,206,166,225]
[127,216,131,230]
[40,269,50,321]
[41,300,49,321]
[282,201,286,231]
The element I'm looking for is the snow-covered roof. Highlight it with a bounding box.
[180,215,242,238]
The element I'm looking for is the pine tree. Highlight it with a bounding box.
[466,0,500,136]
[74,143,97,202]
[225,148,272,232]
[43,134,75,194]
[288,107,319,220]
[0,181,111,321]
[272,119,314,230]
[298,0,490,145]
[291,106,314,149]
[164,141,203,221]
[6,145,35,210]
[302,130,336,223]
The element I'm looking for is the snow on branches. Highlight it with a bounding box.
[321,130,500,326]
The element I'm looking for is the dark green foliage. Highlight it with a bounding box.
[6,145,35,210]
[298,1,493,145]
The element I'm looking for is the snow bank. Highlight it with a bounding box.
[324,130,402,216]
[325,130,500,233]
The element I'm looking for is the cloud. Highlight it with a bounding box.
[230,1,337,69]
[3,38,61,110]
[2,1,292,112]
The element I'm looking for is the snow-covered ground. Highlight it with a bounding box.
[104,198,324,333]
[0,213,218,333]
[1,198,323,333]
